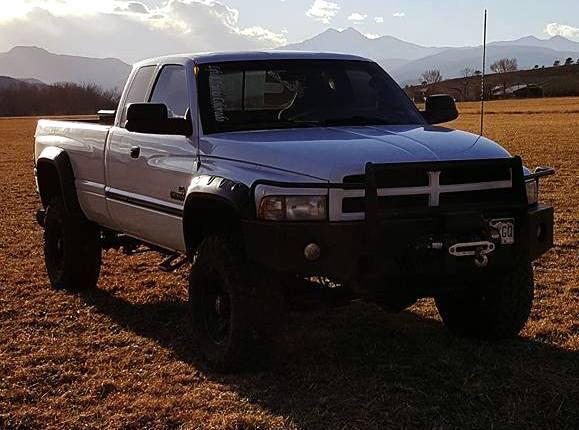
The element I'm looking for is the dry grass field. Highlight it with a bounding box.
[1,97,578,429]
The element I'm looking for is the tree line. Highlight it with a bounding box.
[0,82,119,117]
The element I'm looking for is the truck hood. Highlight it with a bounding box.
[200,125,511,182]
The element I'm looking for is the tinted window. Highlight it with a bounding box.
[150,65,189,118]
[121,65,156,125]
[197,60,425,134]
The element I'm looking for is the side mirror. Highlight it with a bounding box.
[421,94,459,124]
[125,103,192,136]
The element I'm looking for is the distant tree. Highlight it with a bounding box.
[421,80,428,87]
[533,65,539,69]
[564,57,574,65]
[490,58,518,73]
[459,67,476,100]
[474,70,482,76]
[461,67,475,78]
[577,58,579,64]
[490,58,518,95]
[421,69,443,86]
[0,82,119,117]
[553,60,561,67]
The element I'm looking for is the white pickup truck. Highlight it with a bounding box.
[34,51,554,371]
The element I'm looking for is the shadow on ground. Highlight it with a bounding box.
[79,288,579,429]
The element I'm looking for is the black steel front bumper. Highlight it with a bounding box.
[242,204,553,281]
[243,158,554,281]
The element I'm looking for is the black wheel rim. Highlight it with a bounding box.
[202,279,231,345]
[47,221,65,273]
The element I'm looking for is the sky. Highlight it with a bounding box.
[0,0,577,63]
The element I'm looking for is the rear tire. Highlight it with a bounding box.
[188,234,283,372]
[435,258,534,340]
[43,197,102,290]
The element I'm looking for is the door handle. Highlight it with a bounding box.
[130,146,140,159]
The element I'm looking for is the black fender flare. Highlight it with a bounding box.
[36,149,83,217]
[182,175,251,256]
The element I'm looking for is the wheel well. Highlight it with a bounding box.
[183,196,241,257]
[36,161,62,208]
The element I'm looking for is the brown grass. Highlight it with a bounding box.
[1,97,578,429]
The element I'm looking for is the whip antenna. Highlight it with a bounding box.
[480,9,487,136]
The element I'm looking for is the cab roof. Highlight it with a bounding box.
[134,51,373,67]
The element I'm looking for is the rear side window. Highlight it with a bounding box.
[150,65,189,118]
[120,65,156,125]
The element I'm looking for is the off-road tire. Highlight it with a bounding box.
[189,234,283,372]
[43,197,102,290]
[435,258,534,340]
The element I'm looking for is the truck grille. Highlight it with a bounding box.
[343,164,512,188]
[333,158,525,221]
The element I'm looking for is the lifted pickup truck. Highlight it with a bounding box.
[34,52,554,370]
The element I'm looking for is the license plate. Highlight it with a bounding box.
[490,218,515,245]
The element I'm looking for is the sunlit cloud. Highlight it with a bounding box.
[544,22,579,38]
[306,0,340,24]
[0,0,287,61]
[347,12,367,23]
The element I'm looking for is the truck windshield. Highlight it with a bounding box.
[197,60,426,134]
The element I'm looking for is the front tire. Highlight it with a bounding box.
[189,234,283,372]
[43,197,102,290]
[435,258,534,340]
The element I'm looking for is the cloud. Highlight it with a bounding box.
[115,2,149,14]
[392,12,405,17]
[347,13,367,23]
[374,16,384,23]
[0,0,286,62]
[544,22,579,38]
[239,26,287,45]
[306,0,340,24]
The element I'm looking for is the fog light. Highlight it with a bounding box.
[537,223,546,241]
[304,243,321,261]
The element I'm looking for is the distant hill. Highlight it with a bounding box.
[392,45,579,85]
[0,76,26,90]
[0,47,131,91]
[405,64,579,101]
[2,32,579,91]
[282,28,579,84]
[283,28,446,62]
[491,35,579,52]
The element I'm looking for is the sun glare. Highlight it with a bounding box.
[0,0,119,21]
[0,2,33,21]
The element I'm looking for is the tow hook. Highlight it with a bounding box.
[448,241,495,268]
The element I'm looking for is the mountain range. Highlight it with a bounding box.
[285,28,579,84]
[0,75,45,90]
[0,29,578,90]
[0,47,130,91]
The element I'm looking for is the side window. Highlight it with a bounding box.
[121,65,156,125]
[150,65,189,118]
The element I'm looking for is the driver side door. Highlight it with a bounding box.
[106,64,197,252]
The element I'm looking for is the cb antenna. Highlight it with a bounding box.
[480,9,488,136]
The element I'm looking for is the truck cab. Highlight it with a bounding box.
[34,52,554,371]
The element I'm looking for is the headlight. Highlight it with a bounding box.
[525,179,538,205]
[258,195,327,221]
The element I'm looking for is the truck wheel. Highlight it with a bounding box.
[435,259,534,340]
[189,234,283,372]
[43,197,102,290]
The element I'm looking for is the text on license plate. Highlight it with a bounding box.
[490,218,515,245]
